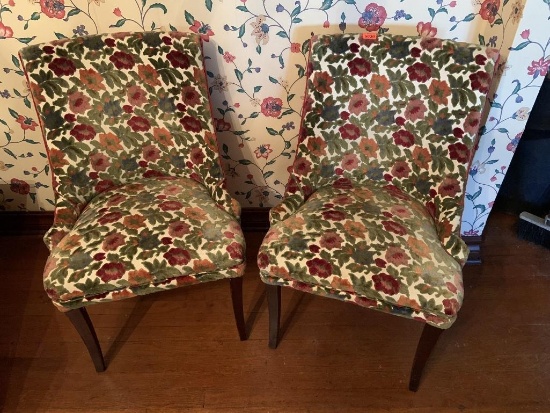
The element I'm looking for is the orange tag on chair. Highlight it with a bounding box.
[362,32,378,40]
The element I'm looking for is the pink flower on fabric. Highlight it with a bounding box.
[306,258,332,278]
[90,152,111,171]
[69,91,91,114]
[348,93,369,115]
[372,273,400,295]
[127,85,148,106]
[97,262,125,282]
[164,248,191,266]
[113,7,122,17]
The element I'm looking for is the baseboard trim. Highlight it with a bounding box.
[0,208,483,263]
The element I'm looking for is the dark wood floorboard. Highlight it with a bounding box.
[1,211,549,412]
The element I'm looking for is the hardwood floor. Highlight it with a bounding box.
[1,211,549,412]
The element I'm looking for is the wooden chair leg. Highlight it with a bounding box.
[229,277,247,341]
[266,284,281,349]
[409,324,444,391]
[65,308,106,372]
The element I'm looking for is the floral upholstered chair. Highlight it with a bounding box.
[19,31,247,371]
[257,33,498,390]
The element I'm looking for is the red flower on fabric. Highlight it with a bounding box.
[391,161,411,178]
[257,252,270,269]
[306,258,332,278]
[469,71,491,93]
[227,242,244,260]
[97,262,125,282]
[95,180,116,193]
[448,142,470,163]
[102,233,126,251]
[168,221,191,237]
[164,248,191,266]
[438,177,461,197]
[109,51,135,69]
[372,273,400,295]
[392,130,415,147]
[128,116,151,132]
[442,298,460,315]
[159,201,183,211]
[320,232,344,250]
[347,57,372,77]
[293,157,312,176]
[404,99,427,122]
[70,124,96,141]
[180,115,202,132]
[333,177,354,190]
[464,110,481,134]
[382,220,407,236]
[190,147,205,165]
[312,71,334,94]
[48,57,76,76]
[68,91,91,114]
[166,50,190,69]
[407,62,432,82]
[339,123,361,140]
[10,178,30,195]
[260,97,283,117]
[348,93,369,115]
[181,85,201,107]
[322,210,346,221]
[479,0,500,24]
[40,0,65,19]
[98,211,122,225]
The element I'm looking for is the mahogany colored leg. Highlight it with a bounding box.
[266,284,281,349]
[409,324,444,391]
[230,277,247,341]
[65,308,106,372]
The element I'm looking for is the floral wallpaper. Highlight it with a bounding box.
[0,0,548,236]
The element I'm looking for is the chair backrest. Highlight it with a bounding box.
[287,33,498,258]
[20,31,231,213]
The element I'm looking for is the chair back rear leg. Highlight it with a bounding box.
[409,324,444,391]
[266,284,281,349]
[65,308,106,372]
[229,277,247,341]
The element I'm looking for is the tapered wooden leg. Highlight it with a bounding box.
[229,277,247,341]
[409,324,444,391]
[65,308,106,372]
[266,284,281,349]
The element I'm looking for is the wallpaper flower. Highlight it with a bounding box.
[0,0,548,237]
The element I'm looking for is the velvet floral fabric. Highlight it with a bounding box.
[19,31,245,311]
[258,33,498,328]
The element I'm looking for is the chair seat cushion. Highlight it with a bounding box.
[44,177,245,310]
[258,181,464,328]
